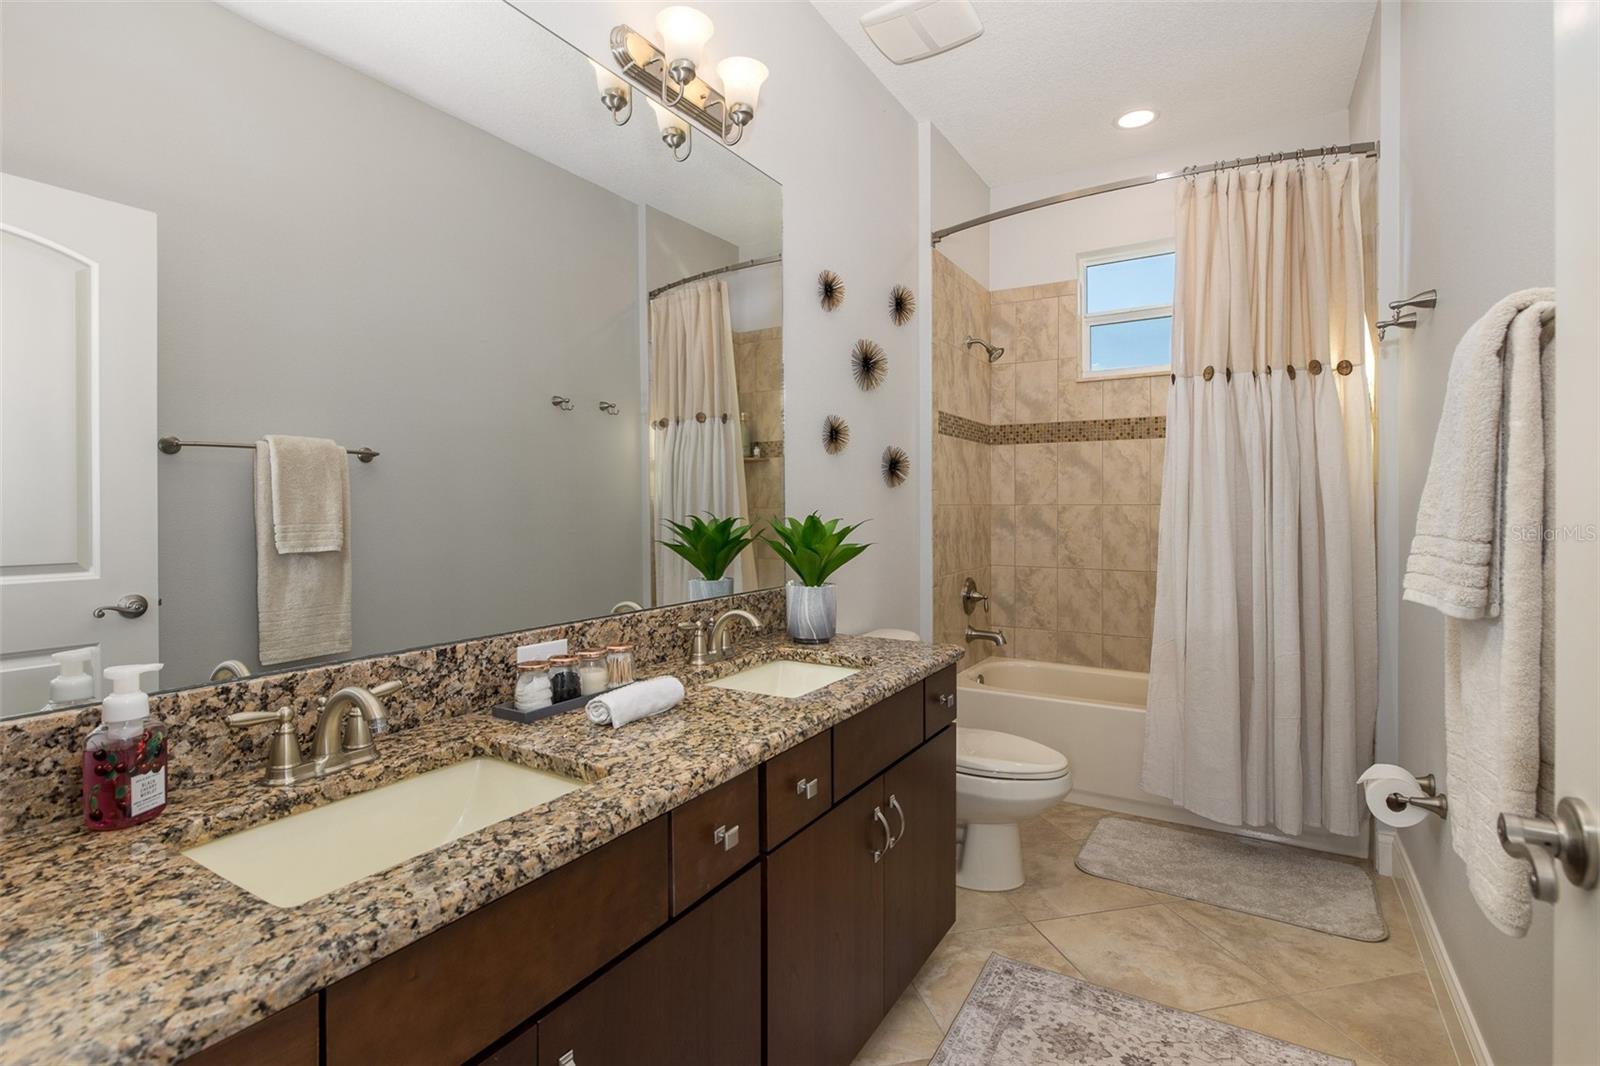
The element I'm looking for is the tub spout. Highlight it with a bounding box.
[964,624,1007,647]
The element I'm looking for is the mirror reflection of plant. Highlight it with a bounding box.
[659,515,755,581]
[763,513,871,587]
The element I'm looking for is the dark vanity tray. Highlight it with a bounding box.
[490,694,590,724]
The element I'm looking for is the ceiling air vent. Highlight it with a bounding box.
[860,0,983,65]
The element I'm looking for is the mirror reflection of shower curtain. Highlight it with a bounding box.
[648,278,756,604]
[1142,159,1378,838]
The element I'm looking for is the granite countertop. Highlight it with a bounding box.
[0,634,963,1064]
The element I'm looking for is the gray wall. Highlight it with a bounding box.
[3,1,645,685]
[645,206,739,294]
[1394,3,1555,1061]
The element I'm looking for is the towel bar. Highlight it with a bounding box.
[157,436,379,462]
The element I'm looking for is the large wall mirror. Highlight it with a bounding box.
[0,1,783,715]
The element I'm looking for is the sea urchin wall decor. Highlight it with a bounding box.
[851,339,888,391]
[823,415,850,455]
[890,285,915,326]
[881,445,910,487]
[817,269,844,311]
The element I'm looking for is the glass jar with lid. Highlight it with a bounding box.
[576,649,610,696]
[605,644,635,688]
[548,656,581,703]
[514,660,552,711]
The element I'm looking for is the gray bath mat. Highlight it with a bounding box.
[931,954,1351,1065]
[1075,817,1387,941]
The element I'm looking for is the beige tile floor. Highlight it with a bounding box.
[853,802,1460,1066]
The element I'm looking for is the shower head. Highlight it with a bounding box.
[965,336,1005,362]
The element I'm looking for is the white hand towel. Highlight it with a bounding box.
[1410,295,1555,937]
[1402,288,1555,618]
[255,443,352,665]
[586,677,685,729]
[265,434,348,554]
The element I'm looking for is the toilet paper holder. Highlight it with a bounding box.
[1386,773,1447,820]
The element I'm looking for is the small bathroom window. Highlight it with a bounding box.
[1078,243,1175,380]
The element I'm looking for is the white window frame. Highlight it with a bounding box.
[1077,240,1175,382]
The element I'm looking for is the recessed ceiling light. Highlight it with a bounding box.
[1116,109,1158,129]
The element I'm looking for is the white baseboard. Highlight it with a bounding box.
[1391,838,1493,1066]
[1374,826,1396,876]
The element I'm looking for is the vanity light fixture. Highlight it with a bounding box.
[1116,108,1158,129]
[588,59,632,125]
[647,97,692,162]
[607,15,768,148]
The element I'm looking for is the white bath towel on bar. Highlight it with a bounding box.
[1403,289,1555,618]
[265,434,347,554]
[255,443,352,666]
[586,677,684,728]
[1419,295,1556,937]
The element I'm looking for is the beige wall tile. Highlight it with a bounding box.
[991,279,1074,304]
[956,350,990,423]
[1103,377,1149,418]
[1013,361,1058,422]
[1058,372,1102,421]
[990,298,1059,362]
[1015,505,1059,567]
[990,363,1016,424]
[1058,631,1104,667]
[1103,569,1156,638]
[1148,439,1166,504]
[756,557,786,588]
[1014,443,1058,505]
[990,445,1016,505]
[1013,566,1058,628]
[1059,442,1104,504]
[1102,635,1151,672]
[1058,567,1103,633]
[987,565,1015,625]
[960,438,990,505]
[933,432,959,503]
[933,506,958,577]
[1149,373,1171,415]
[1058,504,1103,569]
[755,337,783,391]
[1102,504,1152,571]
[1008,627,1059,662]
[1144,505,1161,568]
[990,505,1016,566]
[1102,439,1150,503]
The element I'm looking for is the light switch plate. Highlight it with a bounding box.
[517,639,567,663]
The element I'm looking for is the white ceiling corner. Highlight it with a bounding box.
[811,0,1377,188]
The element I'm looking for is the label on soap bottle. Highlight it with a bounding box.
[129,767,166,817]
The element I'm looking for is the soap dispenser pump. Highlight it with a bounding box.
[46,649,95,709]
[82,663,168,831]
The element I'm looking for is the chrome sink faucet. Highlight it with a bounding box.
[228,679,405,786]
[680,609,765,667]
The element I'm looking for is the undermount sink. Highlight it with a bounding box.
[182,757,582,907]
[707,659,860,699]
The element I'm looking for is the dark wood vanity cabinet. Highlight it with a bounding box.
[882,726,957,1005]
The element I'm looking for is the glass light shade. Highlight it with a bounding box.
[1116,109,1158,129]
[715,56,768,110]
[655,6,714,69]
[646,97,687,136]
[588,58,628,96]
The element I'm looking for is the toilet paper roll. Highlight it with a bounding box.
[1358,763,1430,828]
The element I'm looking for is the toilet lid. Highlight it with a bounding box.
[955,727,1069,780]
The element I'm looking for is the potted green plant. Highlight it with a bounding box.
[659,514,755,600]
[763,513,871,643]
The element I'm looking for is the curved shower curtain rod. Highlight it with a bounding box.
[931,140,1380,246]
[649,254,783,300]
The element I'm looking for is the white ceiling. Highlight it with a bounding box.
[218,0,781,253]
[811,0,1376,188]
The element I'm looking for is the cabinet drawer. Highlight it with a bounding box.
[325,818,669,1066]
[670,767,759,915]
[924,666,957,738]
[761,731,832,849]
[183,995,318,1066]
[832,684,923,801]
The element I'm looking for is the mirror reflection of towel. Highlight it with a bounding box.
[255,442,351,665]
[265,434,346,553]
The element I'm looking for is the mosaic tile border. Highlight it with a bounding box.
[938,411,1165,445]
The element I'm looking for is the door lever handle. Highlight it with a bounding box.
[1498,797,1599,904]
[92,594,149,619]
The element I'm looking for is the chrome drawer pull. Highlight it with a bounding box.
[713,824,740,851]
[795,777,819,800]
[888,794,906,847]
[937,693,956,707]
[872,807,892,863]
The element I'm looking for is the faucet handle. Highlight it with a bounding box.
[370,679,405,699]
[678,620,710,666]
[227,706,294,728]
[226,706,303,783]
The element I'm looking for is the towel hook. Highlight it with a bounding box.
[551,395,575,412]
[598,401,620,415]
[1388,289,1438,313]
[1375,311,1417,340]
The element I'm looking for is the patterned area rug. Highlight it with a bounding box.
[930,955,1351,1066]
[1075,818,1387,941]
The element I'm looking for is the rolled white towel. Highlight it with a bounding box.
[586,676,685,728]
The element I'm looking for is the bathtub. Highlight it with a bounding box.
[956,658,1366,858]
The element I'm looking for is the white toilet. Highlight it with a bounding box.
[955,726,1072,891]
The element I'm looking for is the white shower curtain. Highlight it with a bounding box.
[1142,159,1378,837]
[649,278,756,603]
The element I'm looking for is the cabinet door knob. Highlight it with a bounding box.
[937,693,956,708]
[795,777,819,800]
[872,806,892,863]
[887,794,907,847]
[713,823,740,851]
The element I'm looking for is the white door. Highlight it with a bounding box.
[1551,3,1600,1059]
[0,174,158,716]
